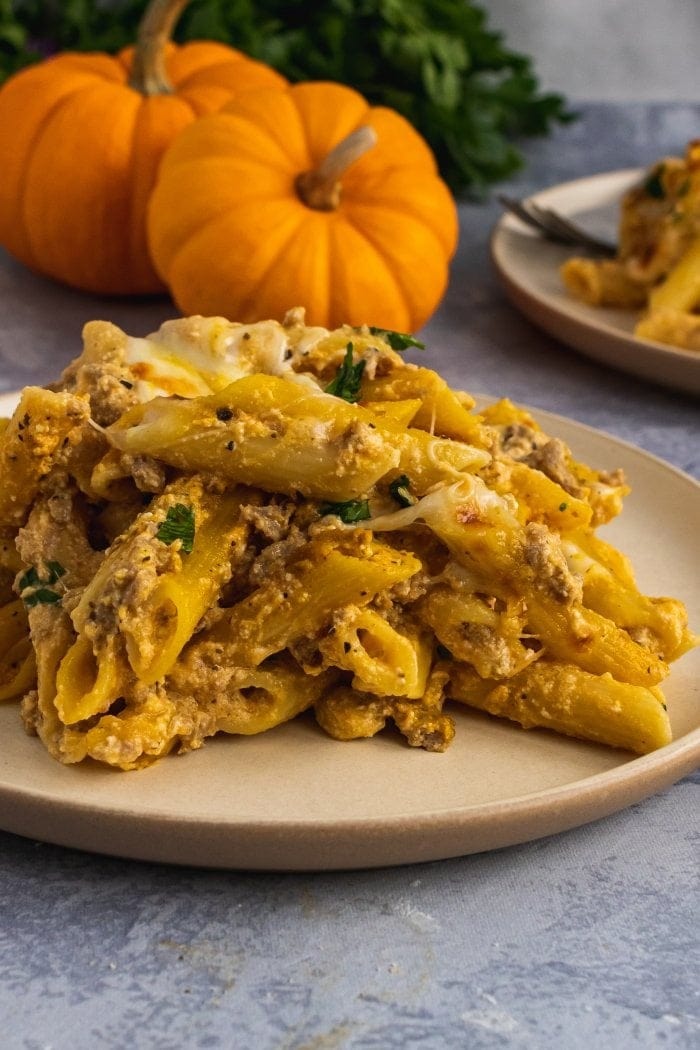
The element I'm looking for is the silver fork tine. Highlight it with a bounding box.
[528,202,617,256]
[498,194,617,257]
[497,195,553,236]
[499,194,583,245]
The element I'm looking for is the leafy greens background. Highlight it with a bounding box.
[0,0,572,194]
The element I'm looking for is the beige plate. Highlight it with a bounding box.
[491,168,700,396]
[0,391,697,870]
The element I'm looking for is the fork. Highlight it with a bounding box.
[498,194,618,257]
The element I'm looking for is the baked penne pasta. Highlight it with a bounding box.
[1,308,693,771]
[561,140,700,351]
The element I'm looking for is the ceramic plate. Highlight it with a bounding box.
[491,169,700,396]
[0,391,697,870]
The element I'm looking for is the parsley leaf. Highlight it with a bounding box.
[46,560,66,582]
[156,504,195,553]
[24,588,62,609]
[369,328,426,352]
[18,567,40,592]
[643,165,666,199]
[325,343,365,403]
[318,499,371,523]
[389,474,417,507]
[19,560,66,608]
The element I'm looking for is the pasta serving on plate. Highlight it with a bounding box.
[0,309,694,770]
[561,139,700,351]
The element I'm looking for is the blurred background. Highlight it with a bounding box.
[484,0,700,101]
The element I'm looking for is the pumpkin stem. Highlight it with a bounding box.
[296,125,378,211]
[129,0,190,95]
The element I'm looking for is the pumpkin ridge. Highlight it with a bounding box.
[158,110,303,177]
[164,204,306,317]
[124,96,165,282]
[290,82,369,167]
[173,207,309,320]
[166,41,246,80]
[307,214,332,326]
[237,213,332,324]
[219,92,312,174]
[353,215,449,331]
[346,197,458,260]
[23,82,142,288]
[44,53,125,83]
[16,80,113,271]
[124,95,147,273]
[173,58,272,91]
[115,49,133,77]
[335,217,413,322]
[150,179,304,279]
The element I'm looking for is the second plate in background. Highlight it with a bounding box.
[491,169,700,396]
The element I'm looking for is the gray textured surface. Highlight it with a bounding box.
[0,104,698,1049]
[484,1,700,102]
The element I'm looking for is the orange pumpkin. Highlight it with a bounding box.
[147,81,458,331]
[0,0,285,294]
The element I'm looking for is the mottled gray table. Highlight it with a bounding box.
[1,104,698,1050]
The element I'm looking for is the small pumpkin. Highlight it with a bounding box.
[147,81,458,332]
[0,0,285,295]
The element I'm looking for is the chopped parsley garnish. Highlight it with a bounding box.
[558,501,568,511]
[156,504,195,553]
[389,474,417,508]
[24,589,62,608]
[19,561,66,608]
[643,165,665,199]
[325,343,365,403]
[368,327,426,352]
[318,499,371,523]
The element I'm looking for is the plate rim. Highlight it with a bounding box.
[0,392,697,869]
[490,167,700,390]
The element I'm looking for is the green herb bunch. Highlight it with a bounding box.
[0,0,572,194]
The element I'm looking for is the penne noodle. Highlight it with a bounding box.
[0,388,89,527]
[125,489,250,684]
[360,367,487,444]
[648,237,700,313]
[560,258,647,308]
[108,376,401,500]
[0,600,36,701]
[319,606,432,698]
[193,534,421,668]
[54,634,124,725]
[448,661,672,755]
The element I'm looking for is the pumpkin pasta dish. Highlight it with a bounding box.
[561,139,700,351]
[0,309,694,770]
